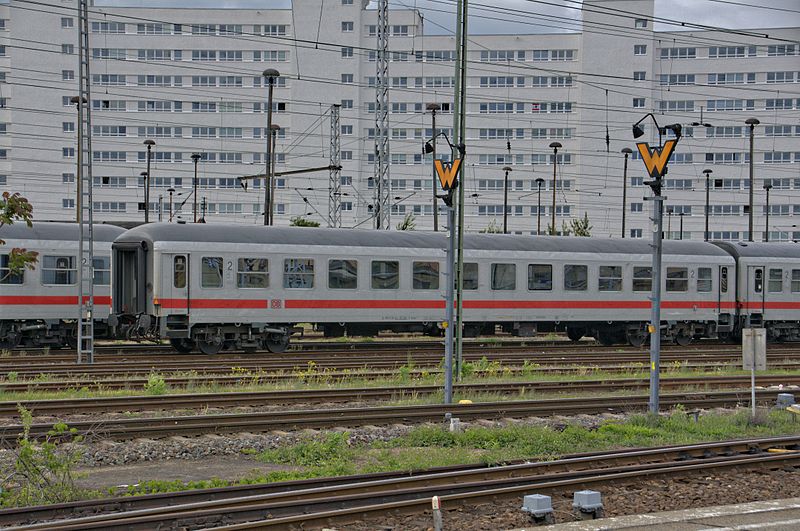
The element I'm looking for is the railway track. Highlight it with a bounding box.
[2,375,798,417]
[0,389,787,445]
[3,436,798,530]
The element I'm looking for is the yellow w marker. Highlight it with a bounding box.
[434,159,462,190]
[636,139,677,178]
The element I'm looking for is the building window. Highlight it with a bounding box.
[633,98,645,108]
[342,0,353,4]
[62,70,75,81]
[62,122,75,133]
[62,147,75,158]
[634,44,647,55]
[62,198,74,209]
[61,17,73,28]
[341,21,354,32]
[633,71,646,81]
[635,18,648,28]
[341,73,353,84]
[341,99,353,109]
[61,44,74,55]
[341,124,353,135]
[341,47,353,58]
[62,173,75,183]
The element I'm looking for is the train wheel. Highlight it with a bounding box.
[674,332,692,346]
[0,331,21,349]
[264,334,289,353]
[626,330,648,348]
[169,338,195,354]
[596,330,617,346]
[197,338,223,355]
[566,327,585,342]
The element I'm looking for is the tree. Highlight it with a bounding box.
[545,221,572,236]
[289,216,320,227]
[396,212,416,231]
[479,219,502,233]
[0,191,38,278]
[569,212,592,237]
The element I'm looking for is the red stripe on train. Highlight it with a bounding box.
[158,298,269,309]
[0,296,111,305]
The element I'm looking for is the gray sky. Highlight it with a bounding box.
[96,0,800,34]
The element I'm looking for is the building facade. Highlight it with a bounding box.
[1,0,798,239]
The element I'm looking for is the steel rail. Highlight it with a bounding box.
[0,390,788,445]
[5,437,798,530]
[2,375,799,417]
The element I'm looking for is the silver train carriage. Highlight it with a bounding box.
[0,222,125,348]
[111,223,739,353]
[712,242,800,342]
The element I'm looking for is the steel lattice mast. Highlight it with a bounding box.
[373,0,390,229]
[329,104,342,228]
[76,0,95,363]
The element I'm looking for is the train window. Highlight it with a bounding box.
[328,259,357,289]
[93,256,111,286]
[563,264,587,291]
[598,266,622,292]
[41,255,76,285]
[792,270,800,293]
[0,254,24,285]
[768,268,783,292]
[371,260,399,289]
[238,258,269,288]
[173,256,186,288]
[413,261,440,290]
[201,257,223,288]
[284,258,315,289]
[463,263,478,290]
[633,266,652,291]
[697,267,712,292]
[527,264,552,290]
[721,267,728,293]
[491,263,516,290]
[754,269,763,293]
[666,267,688,292]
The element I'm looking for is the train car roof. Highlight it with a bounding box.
[712,241,800,259]
[116,222,732,257]
[0,222,125,242]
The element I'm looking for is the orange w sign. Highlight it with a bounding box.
[434,159,462,190]
[636,139,677,178]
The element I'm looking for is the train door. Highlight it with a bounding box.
[162,254,190,316]
[745,265,765,326]
[717,265,728,313]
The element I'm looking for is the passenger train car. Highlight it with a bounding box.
[111,223,765,354]
[0,222,126,348]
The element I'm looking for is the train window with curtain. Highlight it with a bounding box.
[768,268,783,292]
[792,270,800,292]
[0,254,24,284]
[697,267,712,292]
[238,258,269,288]
[201,256,223,288]
[563,264,587,291]
[666,267,688,292]
[527,264,552,290]
[413,261,439,290]
[371,260,399,289]
[328,259,357,289]
[462,262,478,290]
[173,256,186,288]
[93,256,111,286]
[41,255,76,285]
[598,265,622,291]
[721,267,728,292]
[633,266,652,291]
[283,258,315,288]
[491,263,516,290]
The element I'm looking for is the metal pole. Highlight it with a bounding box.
[502,166,511,234]
[191,153,200,223]
[679,212,684,240]
[144,140,154,223]
[764,184,772,242]
[269,125,279,225]
[263,69,280,226]
[649,192,664,414]
[453,0,468,381]
[621,148,632,238]
[536,178,544,235]
[158,195,163,222]
[444,199,455,403]
[746,118,759,241]
[70,96,85,224]
[549,142,561,235]
[703,169,712,241]
[201,197,207,221]
[427,103,441,232]
[167,188,175,222]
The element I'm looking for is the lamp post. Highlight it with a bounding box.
[69,96,87,223]
[535,177,545,235]
[262,68,280,226]
[621,147,633,238]
[702,169,713,241]
[167,187,176,222]
[667,208,673,239]
[158,194,163,222]
[143,139,155,223]
[679,212,684,240]
[426,103,441,231]
[268,123,281,225]
[502,166,512,234]
[549,142,562,235]
[745,117,759,241]
[139,171,149,219]
[191,153,201,223]
[763,182,773,242]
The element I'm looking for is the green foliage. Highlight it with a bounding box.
[6,371,17,382]
[479,219,502,233]
[3,407,85,507]
[144,373,167,395]
[0,192,38,278]
[259,432,356,477]
[289,216,320,227]
[396,212,416,231]
[569,212,592,237]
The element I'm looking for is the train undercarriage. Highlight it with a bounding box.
[0,319,111,349]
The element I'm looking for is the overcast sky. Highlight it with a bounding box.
[96,0,800,34]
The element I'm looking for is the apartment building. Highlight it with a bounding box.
[1,0,798,239]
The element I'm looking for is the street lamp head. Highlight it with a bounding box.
[69,96,87,105]
[535,177,545,186]
[664,123,682,139]
[167,187,176,193]
[549,142,562,150]
[426,103,441,112]
[702,169,713,176]
[691,121,712,128]
[763,183,773,191]
[621,147,633,155]
[423,140,434,154]
[262,68,280,79]
[143,139,155,147]
[632,124,645,139]
[502,166,513,173]
[191,153,201,162]
[270,123,281,131]
[745,117,760,126]
[140,171,148,177]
